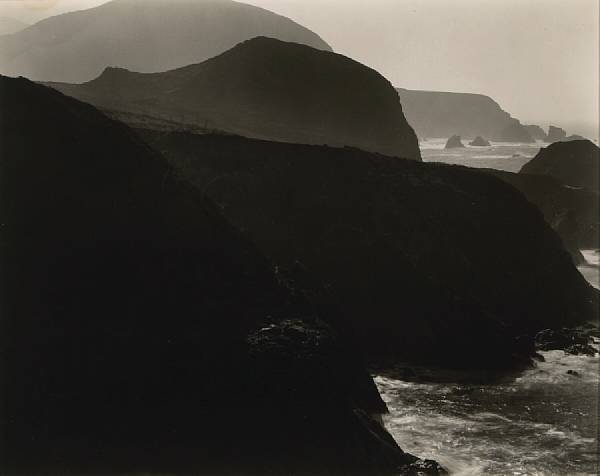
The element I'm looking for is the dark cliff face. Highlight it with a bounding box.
[0,76,438,475]
[139,129,598,371]
[49,37,421,160]
[481,169,599,262]
[0,0,331,83]
[520,140,600,193]
[396,88,535,143]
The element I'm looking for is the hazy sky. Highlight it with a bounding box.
[1,0,598,136]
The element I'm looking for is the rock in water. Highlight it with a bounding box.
[524,124,548,141]
[445,135,466,148]
[547,125,567,142]
[520,139,600,193]
[0,0,331,83]
[138,130,599,371]
[535,328,597,356]
[48,37,421,160]
[469,136,491,146]
[0,75,440,475]
[497,120,535,143]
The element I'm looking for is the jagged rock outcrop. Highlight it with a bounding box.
[524,124,548,141]
[396,87,537,143]
[445,135,465,148]
[497,120,535,143]
[547,125,567,142]
[520,140,599,193]
[535,327,599,356]
[0,0,331,83]
[0,75,440,475]
[469,136,491,146]
[49,37,421,160]
[138,129,598,371]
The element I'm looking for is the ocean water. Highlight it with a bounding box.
[579,250,600,290]
[376,345,599,475]
[377,140,599,475]
[419,138,542,172]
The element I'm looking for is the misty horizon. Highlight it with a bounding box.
[0,0,598,139]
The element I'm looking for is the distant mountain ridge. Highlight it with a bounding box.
[0,0,332,83]
[396,87,541,143]
[49,37,421,160]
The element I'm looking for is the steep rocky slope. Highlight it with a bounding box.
[520,140,599,193]
[0,0,331,83]
[0,76,443,475]
[49,37,421,159]
[140,129,598,371]
[482,169,599,262]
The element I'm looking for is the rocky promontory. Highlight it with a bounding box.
[139,129,598,372]
[0,75,441,475]
[482,168,598,263]
[49,37,421,160]
[396,88,537,143]
[520,139,599,193]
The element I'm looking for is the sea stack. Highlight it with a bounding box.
[547,125,567,142]
[524,124,548,141]
[497,121,535,143]
[469,136,491,146]
[445,135,466,148]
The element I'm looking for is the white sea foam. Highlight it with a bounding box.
[581,249,599,266]
[577,249,600,289]
[375,348,599,475]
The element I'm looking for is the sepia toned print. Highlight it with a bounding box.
[0,1,598,474]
